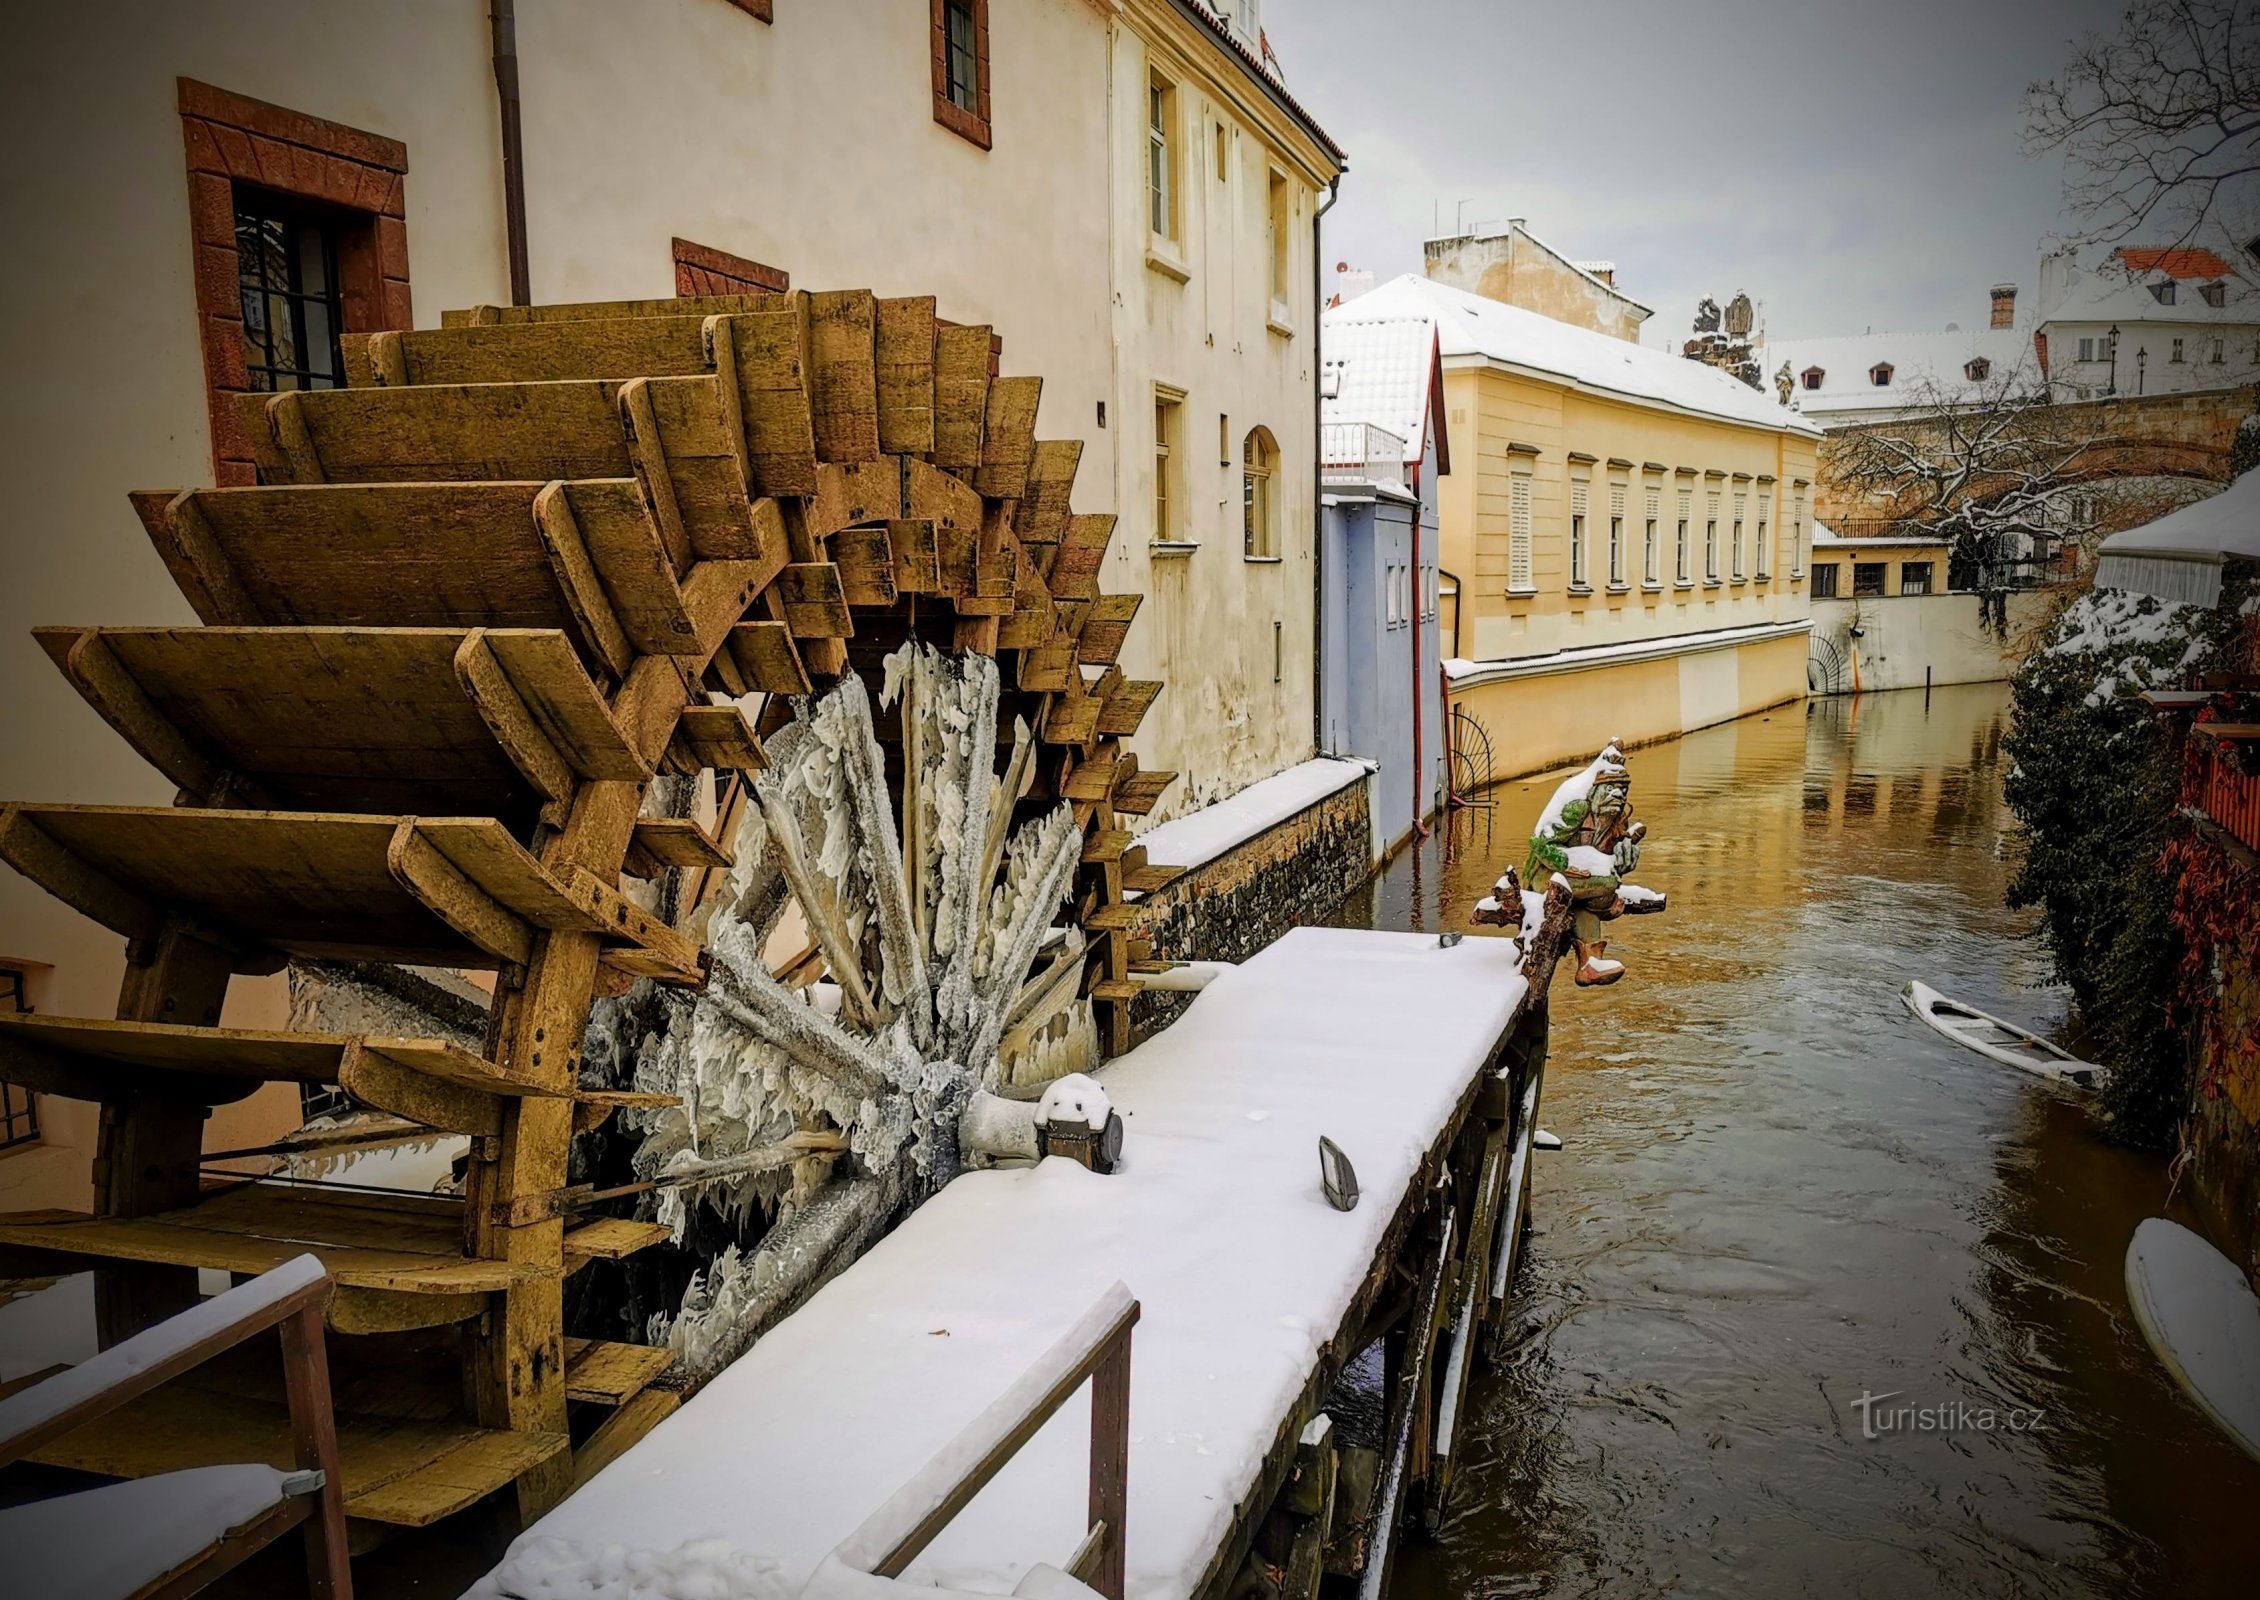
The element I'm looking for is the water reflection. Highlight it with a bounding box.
[1350,686,2258,1599]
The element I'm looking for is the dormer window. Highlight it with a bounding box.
[1870,363,1893,387]
[2151,280,2177,305]
[1964,358,1990,381]
[2202,281,2227,308]
[1801,366,1824,391]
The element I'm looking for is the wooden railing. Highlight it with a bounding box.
[0,1253,349,1598]
[814,1280,1139,1599]
[2192,727,2260,857]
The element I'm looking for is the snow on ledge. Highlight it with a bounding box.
[1135,757,1374,871]
[1443,618,1811,690]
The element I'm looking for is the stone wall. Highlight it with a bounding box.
[1128,776,1375,1038]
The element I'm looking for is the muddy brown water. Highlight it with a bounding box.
[1336,685,2259,1600]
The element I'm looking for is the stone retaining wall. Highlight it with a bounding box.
[1128,775,1375,1039]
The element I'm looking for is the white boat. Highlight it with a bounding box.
[2125,1217,2260,1464]
[1900,980,2102,1087]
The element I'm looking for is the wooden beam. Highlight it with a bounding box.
[875,296,937,455]
[932,324,992,471]
[807,289,882,464]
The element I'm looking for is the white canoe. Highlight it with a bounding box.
[2125,1217,2260,1464]
[1900,980,2102,1087]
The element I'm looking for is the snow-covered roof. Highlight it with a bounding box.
[1765,326,2036,417]
[1319,314,1441,466]
[2096,472,2254,607]
[2036,262,2260,329]
[1810,522,1949,549]
[1350,274,1816,436]
[1176,0,1344,165]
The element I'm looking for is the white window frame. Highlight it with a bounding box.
[1675,488,1693,586]
[1569,477,1590,590]
[1643,485,1661,588]
[1508,470,1534,593]
[1147,71,1177,245]
[1607,482,1627,588]
[1730,491,1747,582]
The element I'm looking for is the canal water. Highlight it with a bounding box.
[1341,685,2259,1600]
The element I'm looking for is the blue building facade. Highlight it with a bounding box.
[1317,314,1449,858]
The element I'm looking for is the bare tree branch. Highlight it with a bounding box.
[2025,0,2260,271]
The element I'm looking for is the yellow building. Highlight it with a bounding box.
[1337,275,1821,780]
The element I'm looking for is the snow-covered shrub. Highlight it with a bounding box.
[2004,571,2255,1144]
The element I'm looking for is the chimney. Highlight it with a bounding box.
[1990,282,2018,329]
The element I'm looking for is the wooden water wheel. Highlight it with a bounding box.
[0,287,1176,1533]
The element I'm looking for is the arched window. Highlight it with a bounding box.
[1964,358,1990,381]
[1243,426,1279,558]
[1801,367,1824,391]
[1870,363,1894,387]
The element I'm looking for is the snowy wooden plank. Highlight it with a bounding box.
[473,928,1533,1600]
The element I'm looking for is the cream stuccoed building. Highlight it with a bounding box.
[0,0,1341,1204]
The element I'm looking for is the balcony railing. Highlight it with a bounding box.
[2192,726,2260,857]
[1321,422,1407,488]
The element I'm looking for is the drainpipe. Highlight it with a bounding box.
[490,0,532,306]
[1312,175,1340,754]
[1410,457,1429,840]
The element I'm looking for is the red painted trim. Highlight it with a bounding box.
[177,78,410,486]
[672,237,789,297]
[930,0,992,150]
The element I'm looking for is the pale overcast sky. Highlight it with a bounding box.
[1261,0,2131,346]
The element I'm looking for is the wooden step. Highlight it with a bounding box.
[347,316,716,387]
[561,1217,674,1267]
[130,480,722,670]
[0,1189,531,1334]
[27,1376,568,1528]
[625,816,733,877]
[1122,865,1180,895]
[1112,768,1176,815]
[0,1013,678,1143]
[0,1014,490,1103]
[563,1338,677,1405]
[1087,978,1143,1003]
[34,625,648,819]
[235,378,765,564]
[664,704,768,775]
[0,806,700,982]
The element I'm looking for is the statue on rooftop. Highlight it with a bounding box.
[1522,740,1667,986]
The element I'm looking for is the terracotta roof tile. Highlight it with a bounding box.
[2114,246,2236,280]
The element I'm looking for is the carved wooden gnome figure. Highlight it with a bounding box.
[1524,739,1662,986]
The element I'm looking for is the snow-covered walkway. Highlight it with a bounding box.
[473,927,1530,1600]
